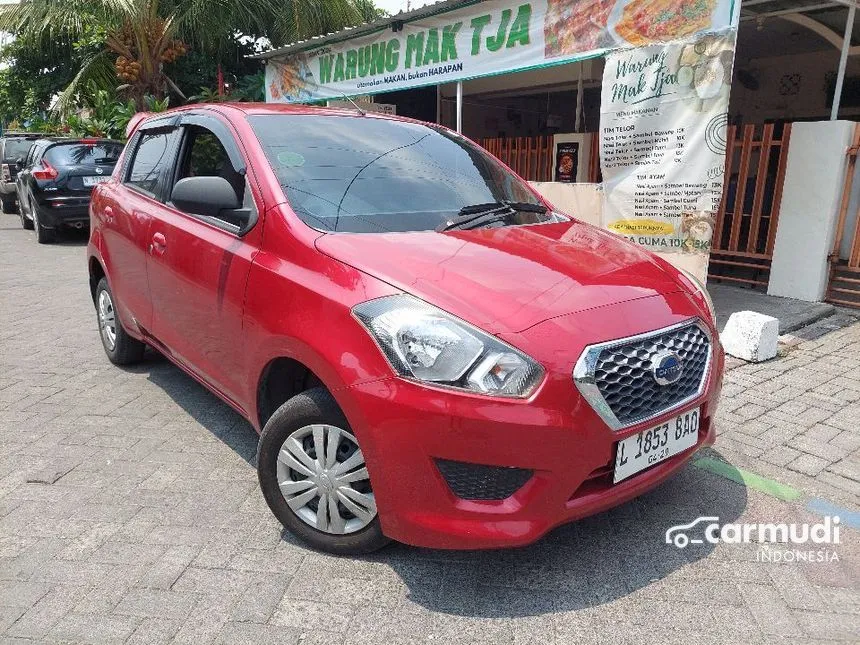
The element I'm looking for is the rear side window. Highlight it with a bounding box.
[3,139,35,161]
[45,142,122,167]
[126,131,174,196]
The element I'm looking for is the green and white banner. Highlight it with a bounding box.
[266,0,737,103]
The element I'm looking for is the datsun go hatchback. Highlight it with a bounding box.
[87,104,723,554]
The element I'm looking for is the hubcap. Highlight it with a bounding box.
[97,290,117,351]
[276,424,376,535]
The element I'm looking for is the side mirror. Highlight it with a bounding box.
[171,176,242,222]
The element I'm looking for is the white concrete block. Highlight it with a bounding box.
[720,311,779,362]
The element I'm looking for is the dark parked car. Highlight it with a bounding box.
[18,137,123,243]
[0,133,40,213]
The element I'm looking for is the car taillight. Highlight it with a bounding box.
[33,161,58,181]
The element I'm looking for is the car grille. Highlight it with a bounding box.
[435,459,532,500]
[574,320,711,429]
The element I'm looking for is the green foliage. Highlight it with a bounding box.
[0,0,384,131]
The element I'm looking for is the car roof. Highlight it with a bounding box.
[140,102,419,126]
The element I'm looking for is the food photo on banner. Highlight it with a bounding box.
[262,0,740,263]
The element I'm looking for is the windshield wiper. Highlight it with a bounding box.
[436,201,547,232]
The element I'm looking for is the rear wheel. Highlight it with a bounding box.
[32,203,56,244]
[95,277,145,365]
[257,387,389,555]
[19,205,33,230]
[1,197,15,214]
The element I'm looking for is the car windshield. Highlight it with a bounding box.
[249,114,552,233]
[45,142,122,167]
[3,139,35,161]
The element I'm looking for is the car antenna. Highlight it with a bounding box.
[339,92,366,116]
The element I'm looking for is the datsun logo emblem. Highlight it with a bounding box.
[651,351,683,386]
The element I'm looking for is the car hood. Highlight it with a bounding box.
[315,221,684,334]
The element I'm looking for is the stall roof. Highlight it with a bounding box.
[251,0,472,60]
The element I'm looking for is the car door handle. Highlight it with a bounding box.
[150,232,167,256]
[104,206,114,223]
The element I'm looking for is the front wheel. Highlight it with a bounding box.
[95,277,145,365]
[257,387,389,555]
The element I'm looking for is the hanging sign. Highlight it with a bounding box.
[266,0,737,103]
[599,30,737,255]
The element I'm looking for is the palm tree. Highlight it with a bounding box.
[0,0,380,112]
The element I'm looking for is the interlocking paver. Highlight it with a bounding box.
[0,218,858,643]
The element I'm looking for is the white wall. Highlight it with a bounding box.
[768,120,856,301]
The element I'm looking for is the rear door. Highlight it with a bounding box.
[146,112,263,409]
[99,120,181,336]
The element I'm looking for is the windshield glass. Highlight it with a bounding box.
[45,142,122,167]
[3,139,35,161]
[249,114,550,233]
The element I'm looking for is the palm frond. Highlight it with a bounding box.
[52,49,116,117]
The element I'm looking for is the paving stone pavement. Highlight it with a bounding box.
[0,217,858,645]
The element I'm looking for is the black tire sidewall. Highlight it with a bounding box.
[257,387,389,555]
[95,277,145,365]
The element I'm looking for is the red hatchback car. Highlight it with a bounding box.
[87,104,723,554]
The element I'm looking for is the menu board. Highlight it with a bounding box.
[600,31,736,254]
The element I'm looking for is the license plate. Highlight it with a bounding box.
[83,175,110,186]
[613,408,700,483]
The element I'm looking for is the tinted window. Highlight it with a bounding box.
[248,114,544,233]
[177,127,244,199]
[3,139,35,161]
[173,125,250,227]
[46,142,122,167]
[126,131,173,196]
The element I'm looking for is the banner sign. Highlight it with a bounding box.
[266,0,737,103]
[599,30,736,254]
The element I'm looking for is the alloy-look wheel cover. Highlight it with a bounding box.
[276,424,376,535]
[97,289,117,351]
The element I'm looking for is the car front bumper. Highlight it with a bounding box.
[338,301,724,550]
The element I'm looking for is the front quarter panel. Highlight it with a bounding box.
[242,206,400,432]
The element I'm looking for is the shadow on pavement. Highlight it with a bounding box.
[378,457,747,617]
[138,350,260,465]
[129,347,748,618]
[54,227,90,246]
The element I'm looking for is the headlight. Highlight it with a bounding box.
[353,295,544,398]
[679,268,716,325]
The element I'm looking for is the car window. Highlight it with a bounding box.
[248,114,546,233]
[125,130,174,197]
[25,144,42,167]
[45,142,122,167]
[173,125,250,227]
[3,139,34,162]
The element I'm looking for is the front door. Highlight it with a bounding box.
[146,114,263,410]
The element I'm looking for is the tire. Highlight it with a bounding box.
[257,387,389,555]
[1,197,15,214]
[19,207,33,230]
[32,205,56,244]
[95,277,145,365]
